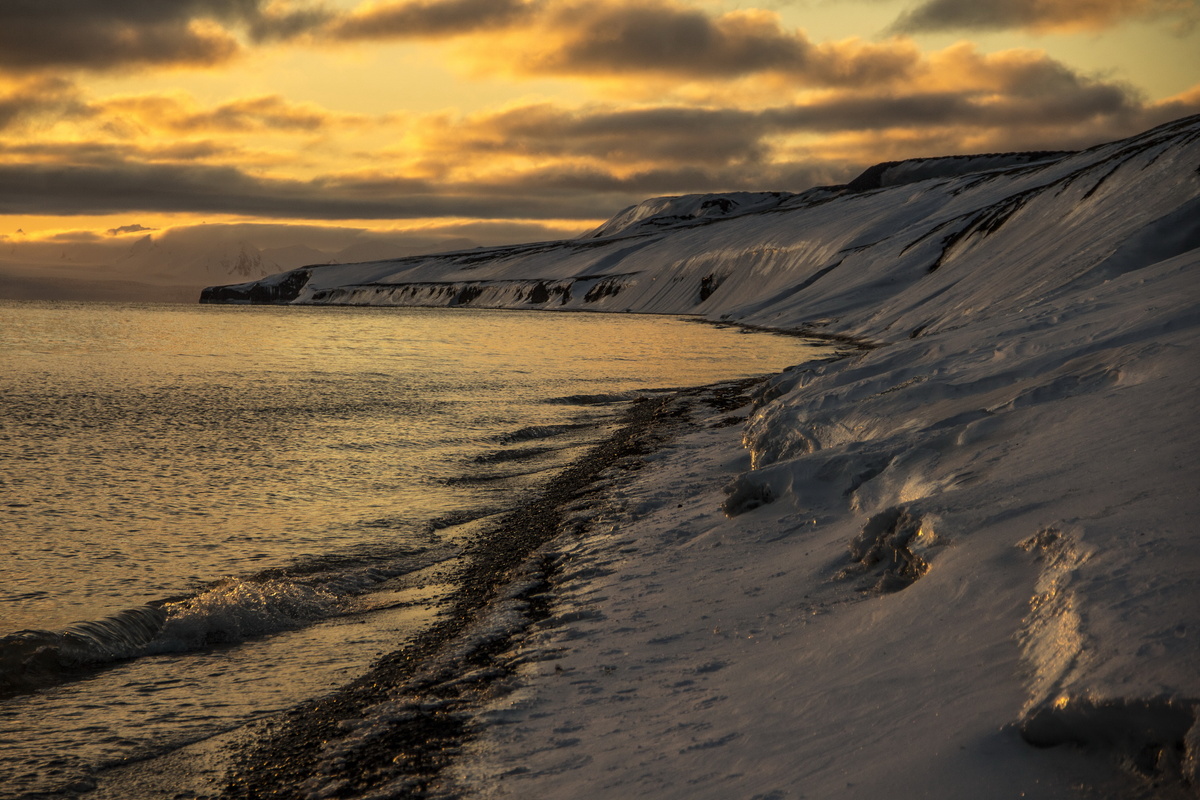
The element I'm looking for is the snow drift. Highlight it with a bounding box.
[203,115,1200,797]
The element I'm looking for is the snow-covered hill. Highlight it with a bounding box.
[203,115,1200,797]
[201,116,1199,343]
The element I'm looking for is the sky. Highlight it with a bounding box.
[1,0,1198,293]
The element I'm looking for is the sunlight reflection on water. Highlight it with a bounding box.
[0,302,827,632]
[0,301,833,797]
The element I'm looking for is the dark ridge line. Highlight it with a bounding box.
[920,124,1192,275]
[928,193,1034,273]
[845,150,1074,192]
[583,191,798,240]
[785,257,846,295]
[1082,159,1129,200]
[302,274,642,308]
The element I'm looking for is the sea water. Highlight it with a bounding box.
[0,301,828,796]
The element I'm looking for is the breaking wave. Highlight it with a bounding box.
[0,545,452,699]
[0,606,168,696]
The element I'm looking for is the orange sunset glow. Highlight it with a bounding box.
[1,0,1197,300]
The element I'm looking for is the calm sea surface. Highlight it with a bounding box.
[0,301,828,797]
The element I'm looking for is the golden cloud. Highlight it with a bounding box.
[328,0,536,40]
[0,83,401,184]
[94,93,373,136]
[0,1,339,74]
[1,0,1195,234]
[6,68,1196,225]
[0,77,87,131]
[450,3,927,89]
[0,15,241,74]
[387,38,1183,174]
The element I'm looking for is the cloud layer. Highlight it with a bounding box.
[1,0,1197,245]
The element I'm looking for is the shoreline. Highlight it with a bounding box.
[29,115,1200,799]
[198,291,883,354]
[74,377,765,799]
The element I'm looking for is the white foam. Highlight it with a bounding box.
[152,579,344,652]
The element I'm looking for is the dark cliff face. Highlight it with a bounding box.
[199,269,311,304]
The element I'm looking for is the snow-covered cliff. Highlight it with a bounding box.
[201,117,1197,344]
[204,115,1200,796]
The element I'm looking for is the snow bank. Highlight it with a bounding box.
[204,115,1200,796]
[444,242,1197,796]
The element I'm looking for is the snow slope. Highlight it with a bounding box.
[579,191,798,239]
[204,115,1200,797]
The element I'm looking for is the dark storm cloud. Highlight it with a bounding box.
[0,77,87,130]
[0,0,330,73]
[418,66,1147,164]
[4,84,1178,225]
[246,5,336,41]
[433,104,772,165]
[472,162,848,195]
[328,0,537,40]
[3,35,1190,228]
[890,0,1193,33]
[0,161,622,220]
[519,3,920,85]
[1,139,251,166]
[540,4,814,76]
[1000,81,1136,125]
[412,95,1021,175]
[0,2,237,71]
[894,0,1067,32]
[794,85,1135,130]
[315,1,919,87]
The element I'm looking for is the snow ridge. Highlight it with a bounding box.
[579,191,797,239]
[843,150,1073,192]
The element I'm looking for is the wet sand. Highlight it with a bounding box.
[69,378,762,800]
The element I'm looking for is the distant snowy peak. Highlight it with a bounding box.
[116,236,278,281]
[844,150,1074,192]
[581,191,795,239]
